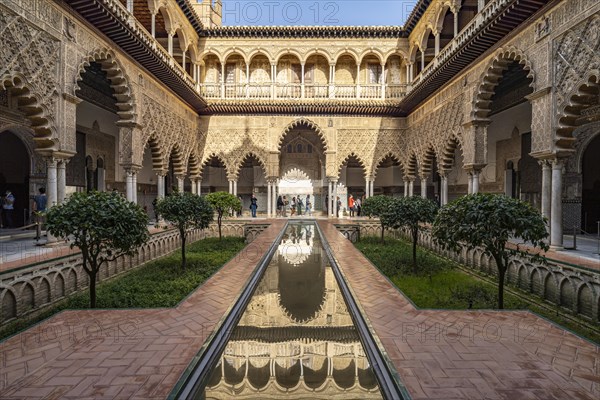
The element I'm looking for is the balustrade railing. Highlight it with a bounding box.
[198,82,406,100]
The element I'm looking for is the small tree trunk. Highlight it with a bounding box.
[494,254,506,309]
[412,228,418,274]
[218,213,223,240]
[88,269,97,308]
[180,229,187,270]
[380,224,385,243]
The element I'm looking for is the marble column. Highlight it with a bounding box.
[46,159,58,208]
[57,160,67,203]
[233,180,238,196]
[328,180,333,217]
[408,180,414,197]
[453,12,458,37]
[332,180,338,218]
[267,181,272,218]
[271,180,278,216]
[404,180,409,197]
[191,180,197,196]
[132,172,138,203]
[440,173,448,206]
[228,180,233,194]
[125,170,134,202]
[472,169,480,194]
[197,179,202,195]
[421,176,428,198]
[156,172,165,200]
[540,160,552,229]
[550,159,564,249]
[365,180,370,199]
[467,172,473,194]
[370,180,374,197]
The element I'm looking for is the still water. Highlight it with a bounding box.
[199,223,382,399]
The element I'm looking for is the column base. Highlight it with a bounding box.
[549,245,564,251]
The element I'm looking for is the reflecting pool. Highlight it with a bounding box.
[199,223,382,399]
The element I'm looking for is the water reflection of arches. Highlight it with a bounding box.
[204,224,380,398]
[277,225,325,322]
[205,340,381,398]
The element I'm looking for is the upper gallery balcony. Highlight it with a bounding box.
[198,51,408,101]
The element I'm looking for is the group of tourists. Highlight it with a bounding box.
[242,192,365,219]
[276,194,312,217]
[0,188,47,231]
[324,193,362,218]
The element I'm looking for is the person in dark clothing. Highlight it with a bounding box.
[250,194,258,217]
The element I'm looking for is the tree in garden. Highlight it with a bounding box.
[46,191,149,308]
[156,192,213,269]
[432,193,548,309]
[391,196,438,273]
[361,195,397,243]
[205,192,242,240]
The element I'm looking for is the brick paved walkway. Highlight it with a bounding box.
[318,221,600,400]
[0,221,284,399]
[1,220,598,399]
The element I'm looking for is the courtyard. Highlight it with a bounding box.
[1,0,600,398]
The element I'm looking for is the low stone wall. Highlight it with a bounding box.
[0,221,267,326]
[337,221,600,323]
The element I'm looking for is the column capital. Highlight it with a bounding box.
[154,169,168,177]
[436,169,447,179]
[464,164,485,173]
[122,164,142,173]
[551,158,565,169]
[537,159,552,169]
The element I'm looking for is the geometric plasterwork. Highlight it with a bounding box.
[139,94,198,172]
[554,14,600,150]
[0,7,60,151]
[336,129,404,178]
[199,129,269,179]
[406,93,464,173]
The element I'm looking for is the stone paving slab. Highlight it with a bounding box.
[318,221,600,400]
[0,221,284,399]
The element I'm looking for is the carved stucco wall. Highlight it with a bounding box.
[1,0,201,173]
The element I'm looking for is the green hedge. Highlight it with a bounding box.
[356,236,600,343]
[0,237,246,340]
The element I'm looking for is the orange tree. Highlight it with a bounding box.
[432,193,548,309]
[156,192,213,269]
[361,195,396,243]
[205,192,241,240]
[46,191,149,308]
[390,196,439,273]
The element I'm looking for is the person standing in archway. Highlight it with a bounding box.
[277,195,284,217]
[305,194,312,216]
[250,194,258,218]
[32,187,47,238]
[348,194,355,217]
[290,197,296,216]
[282,196,288,217]
[297,196,303,216]
[3,190,15,228]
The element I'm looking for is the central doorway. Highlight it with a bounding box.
[279,125,326,214]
